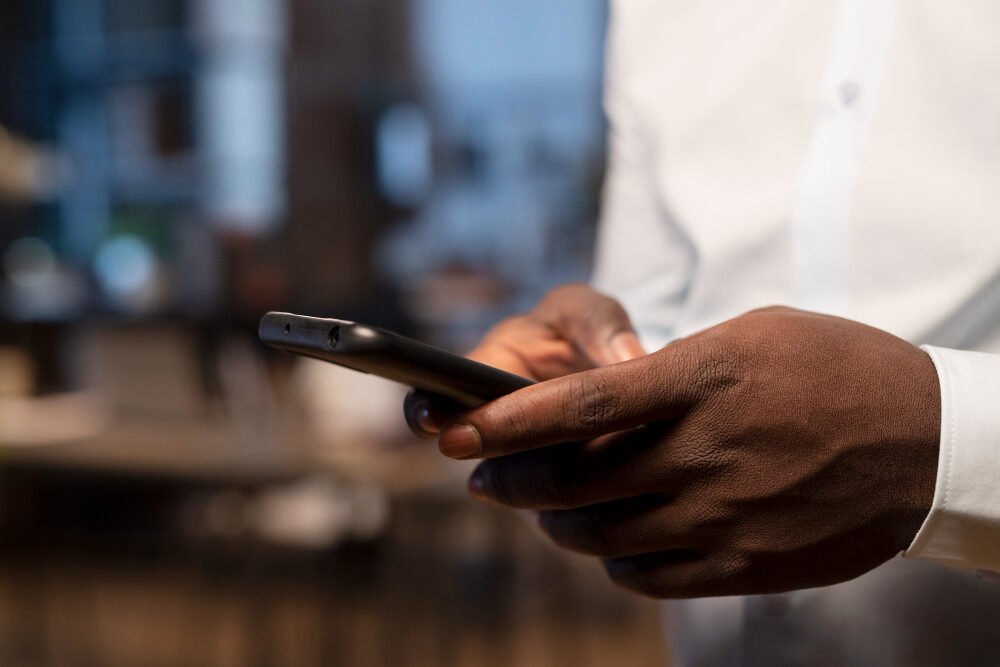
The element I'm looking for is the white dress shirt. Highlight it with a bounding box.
[592,0,1000,664]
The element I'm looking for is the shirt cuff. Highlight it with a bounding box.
[904,345,1000,571]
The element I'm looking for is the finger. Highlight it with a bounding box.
[438,350,697,459]
[468,315,594,381]
[535,284,646,366]
[538,496,700,558]
[404,391,466,438]
[465,426,680,509]
[603,550,747,599]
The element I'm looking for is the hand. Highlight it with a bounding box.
[437,307,941,598]
[404,284,646,437]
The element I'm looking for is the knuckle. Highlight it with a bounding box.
[689,552,752,596]
[538,284,586,314]
[684,344,742,398]
[540,284,626,327]
[594,295,630,326]
[565,373,621,435]
[579,295,632,341]
[719,552,753,580]
[547,282,592,302]
[578,287,625,318]
[675,438,730,477]
[681,495,731,536]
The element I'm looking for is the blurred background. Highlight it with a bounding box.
[0,0,667,664]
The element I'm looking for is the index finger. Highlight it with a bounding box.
[437,348,698,460]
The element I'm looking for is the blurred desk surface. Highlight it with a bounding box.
[0,322,471,493]
[1,409,308,483]
[0,472,670,667]
[0,322,329,483]
[0,326,672,665]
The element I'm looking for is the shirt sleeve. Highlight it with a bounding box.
[904,345,1000,572]
[590,4,694,350]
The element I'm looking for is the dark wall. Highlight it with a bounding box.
[284,0,417,323]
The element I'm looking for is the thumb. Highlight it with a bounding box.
[603,330,646,365]
[535,284,646,366]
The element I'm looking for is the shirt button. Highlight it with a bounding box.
[838,80,861,107]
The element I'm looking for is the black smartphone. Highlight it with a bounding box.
[259,312,534,407]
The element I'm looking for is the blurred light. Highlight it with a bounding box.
[2,237,86,320]
[376,104,432,207]
[415,0,605,92]
[191,0,287,45]
[0,128,68,202]
[93,235,157,307]
[194,0,287,232]
[0,346,34,397]
[3,237,58,288]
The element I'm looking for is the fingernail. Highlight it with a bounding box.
[468,467,491,502]
[439,424,482,459]
[405,395,438,437]
[415,403,438,435]
[609,332,645,363]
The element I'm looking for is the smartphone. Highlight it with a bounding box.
[259,312,534,407]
